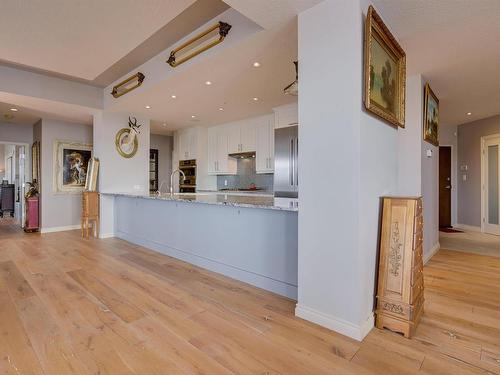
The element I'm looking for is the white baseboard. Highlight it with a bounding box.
[424,242,440,264]
[41,225,80,233]
[295,304,374,341]
[454,223,481,233]
[99,233,115,239]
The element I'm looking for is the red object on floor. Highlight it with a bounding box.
[25,197,39,232]
[439,227,463,233]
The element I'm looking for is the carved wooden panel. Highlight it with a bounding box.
[376,197,424,338]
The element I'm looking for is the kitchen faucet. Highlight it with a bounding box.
[156,180,167,196]
[170,169,186,195]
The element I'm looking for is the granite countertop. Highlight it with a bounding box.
[101,192,298,212]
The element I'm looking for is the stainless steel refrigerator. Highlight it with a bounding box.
[274,125,298,198]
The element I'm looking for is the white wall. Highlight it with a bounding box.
[0,122,34,144]
[397,74,440,261]
[39,119,92,231]
[93,111,150,236]
[297,0,399,341]
[421,132,439,259]
[398,75,424,195]
[0,65,102,110]
[439,125,458,225]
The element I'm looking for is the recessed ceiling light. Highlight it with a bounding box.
[466,112,472,116]
[145,105,151,109]
[205,81,212,85]
[191,115,196,119]
[253,97,259,101]
[171,95,177,99]
[219,107,224,111]
[253,62,261,67]
[10,108,18,112]
[162,122,167,127]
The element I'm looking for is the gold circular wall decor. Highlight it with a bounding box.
[115,128,138,158]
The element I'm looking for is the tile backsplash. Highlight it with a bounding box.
[217,158,273,191]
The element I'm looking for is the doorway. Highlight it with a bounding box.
[0,142,30,228]
[439,146,452,228]
[481,135,500,235]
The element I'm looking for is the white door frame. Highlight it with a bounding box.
[480,134,500,235]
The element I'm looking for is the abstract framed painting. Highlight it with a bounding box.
[53,140,92,193]
[364,5,406,128]
[423,83,439,146]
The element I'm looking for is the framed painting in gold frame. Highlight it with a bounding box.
[364,5,406,128]
[423,83,439,146]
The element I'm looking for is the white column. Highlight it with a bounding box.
[297,0,400,341]
[93,111,150,237]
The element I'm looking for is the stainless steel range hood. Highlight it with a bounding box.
[228,151,255,159]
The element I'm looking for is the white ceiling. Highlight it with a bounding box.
[0,95,93,125]
[0,101,40,125]
[375,0,500,126]
[0,0,196,80]
[110,20,299,135]
[224,0,324,28]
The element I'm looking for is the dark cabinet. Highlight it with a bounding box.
[0,184,15,217]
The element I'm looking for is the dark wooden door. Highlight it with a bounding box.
[439,146,452,227]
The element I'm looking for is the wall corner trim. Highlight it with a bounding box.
[40,225,80,233]
[99,233,115,239]
[295,304,374,341]
[424,242,440,265]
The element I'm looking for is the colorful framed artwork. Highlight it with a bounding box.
[53,140,92,193]
[423,83,439,146]
[364,5,406,128]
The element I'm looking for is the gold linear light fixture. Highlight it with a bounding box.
[167,22,232,68]
[111,72,145,98]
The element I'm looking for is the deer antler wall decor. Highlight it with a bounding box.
[115,116,143,158]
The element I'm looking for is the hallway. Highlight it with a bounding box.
[440,230,500,258]
[0,223,498,374]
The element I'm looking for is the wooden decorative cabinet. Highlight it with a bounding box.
[376,197,424,338]
[82,192,99,238]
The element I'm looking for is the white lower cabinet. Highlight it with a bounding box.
[256,118,274,174]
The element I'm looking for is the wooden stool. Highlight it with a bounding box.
[82,192,99,238]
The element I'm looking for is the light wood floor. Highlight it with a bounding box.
[440,229,500,258]
[0,222,499,374]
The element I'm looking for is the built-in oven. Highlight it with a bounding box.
[179,159,196,193]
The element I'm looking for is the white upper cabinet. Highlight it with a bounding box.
[207,114,273,175]
[274,102,298,129]
[255,117,274,174]
[178,128,197,160]
[227,122,256,153]
[207,126,236,175]
[227,124,241,154]
[240,124,256,152]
